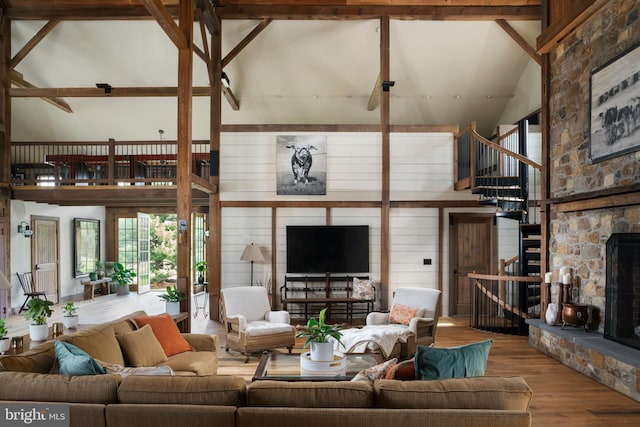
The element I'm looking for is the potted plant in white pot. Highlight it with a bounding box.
[24,297,54,341]
[158,285,186,316]
[0,318,10,354]
[62,301,79,329]
[297,307,344,361]
[111,262,136,296]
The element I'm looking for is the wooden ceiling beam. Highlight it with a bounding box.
[10,19,59,69]
[10,70,73,113]
[218,6,541,20]
[6,5,541,21]
[141,0,188,50]
[191,174,217,195]
[9,86,213,97]
[367,73,381,111]
[222,18,272,68]
[196,0,221,35]
[495,19,541,65]
[222,86,240,111]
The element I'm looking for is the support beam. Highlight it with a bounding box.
[191,174,217,194]
[141,0,188,50]
[10,19,59,69]
[367,73,381,111]
[10,70,72,113]
[495,19,541,65]
[221,18,272,68]
[196,0,221,36]
[222,86,240,111]
[9,86,212,97]
[380,15,391,311]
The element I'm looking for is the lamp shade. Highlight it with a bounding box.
[0,271,11,290]
[240,244,264,263]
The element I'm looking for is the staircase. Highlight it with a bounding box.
[455,121,543,335]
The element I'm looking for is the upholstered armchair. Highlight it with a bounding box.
[221,286,296,362]
[365,287,442,357]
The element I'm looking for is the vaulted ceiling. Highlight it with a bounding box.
[4,1,542,140]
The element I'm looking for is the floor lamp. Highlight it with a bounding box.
[240,243,264,286]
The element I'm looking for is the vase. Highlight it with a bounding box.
[309,341,334,361]
[166,301,180,316]
[29,324,49,341]
[62,315,80,329]
[0,338,10,354]
[116,285,130,296]
[545,303,557,325]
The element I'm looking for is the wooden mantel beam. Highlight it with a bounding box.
[141,0,188,50]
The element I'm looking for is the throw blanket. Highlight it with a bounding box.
[333,327,411,359]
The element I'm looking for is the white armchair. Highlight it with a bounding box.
[221,286,296,362]
[365,287,442,357]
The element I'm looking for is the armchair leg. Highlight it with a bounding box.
[287,346,293,354]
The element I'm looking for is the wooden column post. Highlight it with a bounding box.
[380,15,390,311]
[176,0,194,329]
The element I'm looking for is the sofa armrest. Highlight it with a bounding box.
[366,311,390,325]
[408,317,434,333]
[266,310,290,324]
[181,334,219,352]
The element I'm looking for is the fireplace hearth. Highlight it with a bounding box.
[605,233,640,351]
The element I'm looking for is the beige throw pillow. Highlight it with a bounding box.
[67,326,125,366]
[116,324,168,367]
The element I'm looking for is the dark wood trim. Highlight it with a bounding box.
[536,0,608,54]
[221,200,382,209]
[10,71,72,113]
[271,207,277,309]
[495,18,541,65]
[9,19,59,69]
[9,86,213,97]
[222,18,272,68]
[540,51,550,315]
[380,15,390,311]
[141,0,188,50]
[0,15,10,185]
[555,191,640,214]
[549,184,640,212]
[391,200,483,208]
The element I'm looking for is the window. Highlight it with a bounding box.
[74,218,100,278]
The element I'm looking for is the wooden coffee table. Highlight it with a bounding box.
[253,351,382,382]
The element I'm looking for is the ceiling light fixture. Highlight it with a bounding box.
[96,83,112,94]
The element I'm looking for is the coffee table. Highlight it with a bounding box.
[253,351,382,382]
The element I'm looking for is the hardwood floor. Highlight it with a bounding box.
[4,292,640,426]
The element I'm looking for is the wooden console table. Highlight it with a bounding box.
[81,278,112,300]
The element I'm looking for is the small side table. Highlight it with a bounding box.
[81,278,112,300]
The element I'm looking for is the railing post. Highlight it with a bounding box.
[108,138,115,186]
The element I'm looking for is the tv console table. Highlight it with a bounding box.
[281,274,374,323]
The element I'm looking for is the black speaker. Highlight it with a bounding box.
[210,150,219,177]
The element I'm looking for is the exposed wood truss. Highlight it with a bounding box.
[10,71,72,113]
[495,19,541,65]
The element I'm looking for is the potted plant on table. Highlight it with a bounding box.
[24,297,54,341]
[111,262,136,296]
[62,301,79,329]
[194,261,207,285]
[0,318,10,354]
[297,307,345,361]
[158,285,186,316]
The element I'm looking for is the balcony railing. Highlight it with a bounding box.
[10,140,212,186]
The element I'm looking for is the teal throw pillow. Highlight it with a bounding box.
[54,341,106,376]
[414,339,492,380]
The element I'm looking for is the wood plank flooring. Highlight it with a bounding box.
[3,292,640,426]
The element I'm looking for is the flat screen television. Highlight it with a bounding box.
[286,225,369,274]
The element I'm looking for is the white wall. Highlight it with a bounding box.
[496,58,542,127]
[10,201,106,311]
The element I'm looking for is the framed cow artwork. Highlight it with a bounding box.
[590,41,640,162]
[276,135,327,195]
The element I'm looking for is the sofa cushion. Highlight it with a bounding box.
[374,376,532,410]
[117,375,246,406]
[0,341,55,373]
[245,321,293,337]
[162,351,218,376]
[66,326,125,366]
[54,341,106,376]
[132,313,192,357]
[104,365,174,377]
[414,339,492,380]
[0,371,121,404]
[247,381,374,408]
[117,324,168,367]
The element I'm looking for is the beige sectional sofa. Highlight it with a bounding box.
[0,313,532,427]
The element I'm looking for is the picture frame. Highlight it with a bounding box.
[589,41,640,163]
[276,135,327,196]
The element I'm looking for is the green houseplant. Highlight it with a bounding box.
[111,262,136,296]
[158,285,186,315]
[24,297,54,341]
[0,318,9,354]
[62,301,79,329]
[194,261,207,284]
[297,307,344,361]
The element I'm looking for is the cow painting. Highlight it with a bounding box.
[600,97,640,145]
[276,135,327,196]
[286,144,316,184]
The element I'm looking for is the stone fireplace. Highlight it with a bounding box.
[605,234,640,351]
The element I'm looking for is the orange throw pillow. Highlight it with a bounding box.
[389,304,419,326]
[132,313,191,357]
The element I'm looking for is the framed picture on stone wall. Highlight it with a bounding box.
[590,41,640,162]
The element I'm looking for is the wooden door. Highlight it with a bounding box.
[32,217,60,303]
[449,214,496,316]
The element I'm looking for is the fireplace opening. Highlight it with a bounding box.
[605,233,640,350]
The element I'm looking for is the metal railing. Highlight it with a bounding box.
[469,272,542,336]
[10,140,212,186]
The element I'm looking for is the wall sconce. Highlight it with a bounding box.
[96,83,112,94]
[17,221,33,238]
[221,72,231,89]
[382,80,395,92]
